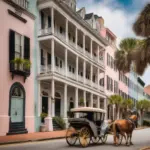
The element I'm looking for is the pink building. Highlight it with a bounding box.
[98,17,129,119]
[0,0,35,135]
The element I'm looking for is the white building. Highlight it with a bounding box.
[37,0,108,131]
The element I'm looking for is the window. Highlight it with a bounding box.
[60,60,62,68]
[60,26,63,34]
[73,37,75,43]
[41,49,45,65]
[47,53,51,65]
[55,57,58,66]
[114,81,118,93]
[72,68,75,73]
[48,16,51,28]
[69,65,71,72]
[100,78,104,87]
[15,32,22,58]
[107,76,109,90]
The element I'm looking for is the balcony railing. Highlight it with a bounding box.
[38,28,52,36]
[11,0,29,9]
[78,75,83,83]
[55,66,65,76]
[54,29,66,43]
[85,51,91,58]
[67,72,76,80]
[85,78,91,85]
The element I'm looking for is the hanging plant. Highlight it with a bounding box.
[23,59,31,71]
[11,58,24,70]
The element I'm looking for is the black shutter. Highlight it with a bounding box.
[47,53,51,64]
[24,36,30,60]
[41,49,44,65]
[41,11,44,29]
[9,30,15,70]
[48,16,51,28]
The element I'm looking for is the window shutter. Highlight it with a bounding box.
[24,36,30,60]
[9,30,15,62]
[9,30,15,70]
[48,16,51,28]
[41,11,44,29]
[47,53,51,64]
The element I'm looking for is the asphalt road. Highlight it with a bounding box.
[0,128,150,150]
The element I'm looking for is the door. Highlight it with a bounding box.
[55,98,61,116]
[11,97,23,123]
[42,97,48,114]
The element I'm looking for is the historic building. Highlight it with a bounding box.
[36,0,108,131]
[0,0,35,135]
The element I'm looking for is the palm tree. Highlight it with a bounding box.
[132,3,150,75]
[121,99,134,119]
[109,95,123,120]
[115,38,137,73]
[136,99,150,126]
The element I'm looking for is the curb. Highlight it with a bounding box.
[140,147,150,150]
[0,137,65,146]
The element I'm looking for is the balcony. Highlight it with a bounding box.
[67,72,76,80]
[11,0,29,10]
[38,28,52,36]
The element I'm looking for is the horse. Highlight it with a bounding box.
[112,114,138,146]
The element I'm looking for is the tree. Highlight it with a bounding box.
[136,99,150,126]
[109,95,123,120]
[115,38,137,73]
[121,99,134,119]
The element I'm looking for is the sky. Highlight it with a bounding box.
[77,0,150,86]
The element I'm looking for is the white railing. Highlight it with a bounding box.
[85,79,91,85]
[55,66,65,76]
[54,29,66,42]
[67,72,76,80]
[93,55,98,62]
[85,51,91,58]
[38,28,52,36]
[69,40,76,49]
[40,65,46,73]
[47,65,51,72]
[78,75,83,83]
[99,86,104,92]
[93,82,98,89]
[78,46,83,53]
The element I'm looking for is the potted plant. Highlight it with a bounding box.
[11,58,24,70]
[40,113,48,132]
[23,59,31,71]
[79,98,84,106]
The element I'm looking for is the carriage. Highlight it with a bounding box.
[66,107,111,147]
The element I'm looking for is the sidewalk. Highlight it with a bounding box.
[0,130,66,145]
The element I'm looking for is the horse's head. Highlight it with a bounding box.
[129,114,138,128]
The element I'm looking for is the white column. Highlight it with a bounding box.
[90,64,93,86]
[97,45,100,63]
[51,39,55,72]
[66,19,68,42]
[97,68,99,89]
[38,43,41,74]
[38,81,41,117]
[97,96,100,108]
[104,98,107,120]
[76,56,78,81]
[51,7,54,34]
[83,34,85,54]
[83,60,86,84]
[45,52,48,73]
[75,27,78,49]
[51,80,55,117]
[90,39,93,58]
[75,88,79,118]
[83,91,86,106]
[90,93,93,107]
[65,49,68,77]
[64,84,67,118]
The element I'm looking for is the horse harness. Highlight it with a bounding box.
[126,118,136,130]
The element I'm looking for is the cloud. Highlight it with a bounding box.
[77,0,150,85]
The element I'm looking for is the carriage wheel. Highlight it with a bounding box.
[101,134,108,144]
[79,127,91,147]
[66,126,78,146]
[91,137,100,144]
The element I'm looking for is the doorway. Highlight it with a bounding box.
[41,96,48,123]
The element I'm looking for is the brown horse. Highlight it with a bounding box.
[112,115,138,146]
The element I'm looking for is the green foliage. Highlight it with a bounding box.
[40,113,48,120]
[53,116,66,129]
[121,99,134,109]
[143,120,150,126]
[136,99,150,113]
[109,95,123,106]
[79,98,84,106]
[23,59,31,70]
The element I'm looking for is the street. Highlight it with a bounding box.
[0,128,150,150]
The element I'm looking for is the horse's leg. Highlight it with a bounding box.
[126,133,129,146]
[129,132,133,145]
[119,132,126,145]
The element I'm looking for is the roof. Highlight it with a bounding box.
[106,28,117,38]
[70,107,106,113]
[84,13,93,20]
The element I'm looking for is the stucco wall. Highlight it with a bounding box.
[0,1,35,135]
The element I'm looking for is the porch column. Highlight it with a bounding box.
[75,27,78,49]
[75,87,79,118]
[64,84,68,125]
[38,81,41,117]
[97,96,100,108]
[51,79,55,117]
[51,7,54,34]
[66,19,68,42]
[97,68,99,89]
[38,43,41,74]
[97,45,100,63]
[76,56,78,81]
[45,52,48,73]
[83,91,86,106]
[90,39,93,58]
[104,98,107,120]
[83,34,85,54]
[83,60,86,84]
[51,39,55,72]
[65,49,68,77]
[90,93,93,107]
[90,64,93,86]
